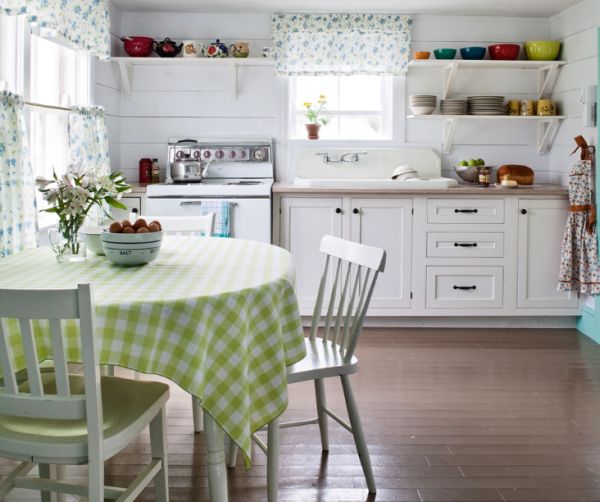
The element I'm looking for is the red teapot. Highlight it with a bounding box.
[153,38,183,58]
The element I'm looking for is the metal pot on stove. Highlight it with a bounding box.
[168,139,211,182]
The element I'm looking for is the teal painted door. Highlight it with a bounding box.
[575,27,600,340]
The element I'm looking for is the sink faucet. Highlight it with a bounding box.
[315,152,367,164]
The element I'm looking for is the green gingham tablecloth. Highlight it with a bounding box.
[0,236,305,465]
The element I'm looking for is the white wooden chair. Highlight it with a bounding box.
[142,213,215,433]
[228,234,385,500]
[0,284,170,502]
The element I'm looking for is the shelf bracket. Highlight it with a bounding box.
[230,62,238,100]
[537,63,560,99]
[117,60,133,100]
[537,118,561,154]
[442,118,457,154]
[442,62,458,100]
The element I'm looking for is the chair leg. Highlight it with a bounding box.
[204,410,228,502]
[340,375,376,494]
[52,465,66,502]
[267,417,280,502]
[191,396,204,432]
[87,452,104,502]
[150,407,170,502]
[314,378,329,452]
[226,437,238,468]
[38,463,51,502]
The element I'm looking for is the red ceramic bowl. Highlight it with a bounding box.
[121,36,154,57]
[488,44,520,60]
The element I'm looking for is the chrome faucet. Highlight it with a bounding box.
[315,151,367,164]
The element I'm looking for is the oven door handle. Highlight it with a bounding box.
[178,200,237,206]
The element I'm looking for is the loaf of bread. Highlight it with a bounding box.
[496,165,534,185]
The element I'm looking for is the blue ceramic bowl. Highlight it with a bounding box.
[433,48,457,60]
[460,47,486,60]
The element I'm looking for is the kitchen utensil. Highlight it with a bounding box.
[391,165,419,180]
[506,100,521,115]
[207,39,229,57]
[441,99,468,115]
[410,106,435,115]
[468,96,505,115]
[101,230,163,266]
[413,51,430,60]
[182,40,204,57]
[496,164,534,185]
[488,44,520,60]
[433,48,457,60]
[520,99,537,116]
[79,226,106,255]
[121,36,154,57]
[229,41,250,58]
[153,38,183,58]
[523,40,561,61]
[460,46,486,60]
[453,165,491,184]
[537,99,556,116]
[170,159,211,181]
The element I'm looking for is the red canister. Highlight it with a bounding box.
[139,158,152,183]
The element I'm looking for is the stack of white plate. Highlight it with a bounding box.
[468,96,505,115]
[409,94,436,115]
[440,99,468,115]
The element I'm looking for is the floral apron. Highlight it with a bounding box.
[558,159,600,295]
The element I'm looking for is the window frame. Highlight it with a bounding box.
[287,74,398,142]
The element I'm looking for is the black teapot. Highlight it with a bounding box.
[152,38,183,58]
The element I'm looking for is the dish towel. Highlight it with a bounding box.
[558,159,600,295]
[201,201,231,237]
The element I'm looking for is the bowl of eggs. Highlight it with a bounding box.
[101,218,163,266]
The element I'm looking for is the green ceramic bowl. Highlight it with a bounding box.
[434,48,457,60]
[523,41,561,61]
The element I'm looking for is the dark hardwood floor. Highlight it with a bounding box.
[5,327,600,501]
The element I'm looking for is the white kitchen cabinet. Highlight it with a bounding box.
[279,197,343,312]
[517,198,579,309]
[111,193,145,222]
[349,198,412,310]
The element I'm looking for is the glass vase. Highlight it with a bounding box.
[48,224,87,263]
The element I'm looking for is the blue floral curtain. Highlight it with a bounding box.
[272,13,412,76]
[0,91,38,257]
[0,0,110,59]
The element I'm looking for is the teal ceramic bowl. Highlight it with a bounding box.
[101,230,163,266]
[524,41,561,61]
[460,46,486,60]
[434,48,457,60]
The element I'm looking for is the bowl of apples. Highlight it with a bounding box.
[101,218,163,266]
[454,158,488,184]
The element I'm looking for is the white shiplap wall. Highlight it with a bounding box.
[97,11,563,183]
[549,0,599,185]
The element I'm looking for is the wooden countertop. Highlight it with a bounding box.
[272,183,568,196]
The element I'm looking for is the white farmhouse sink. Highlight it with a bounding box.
[292,147,459,189]
[294,177,459,189]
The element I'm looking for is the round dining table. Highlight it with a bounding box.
[0,236,306,501]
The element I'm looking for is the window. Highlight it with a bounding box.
[289,75,393,140]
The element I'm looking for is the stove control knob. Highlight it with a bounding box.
[228,150,237,159]
[252,148,267,161]
[193,150,201,159]
[215,149,225,160]
[202,150,211,159]
[239,150,247,159]
[175,150,185,160]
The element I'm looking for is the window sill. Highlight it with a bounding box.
[288,138,395,146]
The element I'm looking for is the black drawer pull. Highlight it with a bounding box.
[353,208,359,214]
[454,242,478,248]
[454,209,478,214]
[335,208,342,214]
[521,209,527,215]
[453,285,477,291]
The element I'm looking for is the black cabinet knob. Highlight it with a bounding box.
[335,208,342,214]
[353,208,359,214]
[521,209,527,215]
[454,209,478,214]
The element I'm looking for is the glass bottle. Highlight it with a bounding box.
[151,158,160,183]
[478,166,490,187]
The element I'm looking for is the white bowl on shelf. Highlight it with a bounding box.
[410,106,435,115]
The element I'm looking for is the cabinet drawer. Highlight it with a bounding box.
[426,266,503,309]
[427,199,504,224]
[426,232,504,258]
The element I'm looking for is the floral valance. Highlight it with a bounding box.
[272,13,412,76]
[1,0,110,59]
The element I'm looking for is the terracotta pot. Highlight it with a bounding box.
[305,123,321,140]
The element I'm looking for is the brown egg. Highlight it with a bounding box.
[121,219,132,228]
[122,226,135,233]
[149,220,162,231]
[109,221,123,233]
[133,218,147,230]
[136,226,149,233]
[148,223,160,233]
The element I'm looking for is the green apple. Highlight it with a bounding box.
[467,159,477,167]
[476,158,485,166]
[458,160,468,166]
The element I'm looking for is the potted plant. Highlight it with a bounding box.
[304,95,329,140]
[36,163,131,262]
